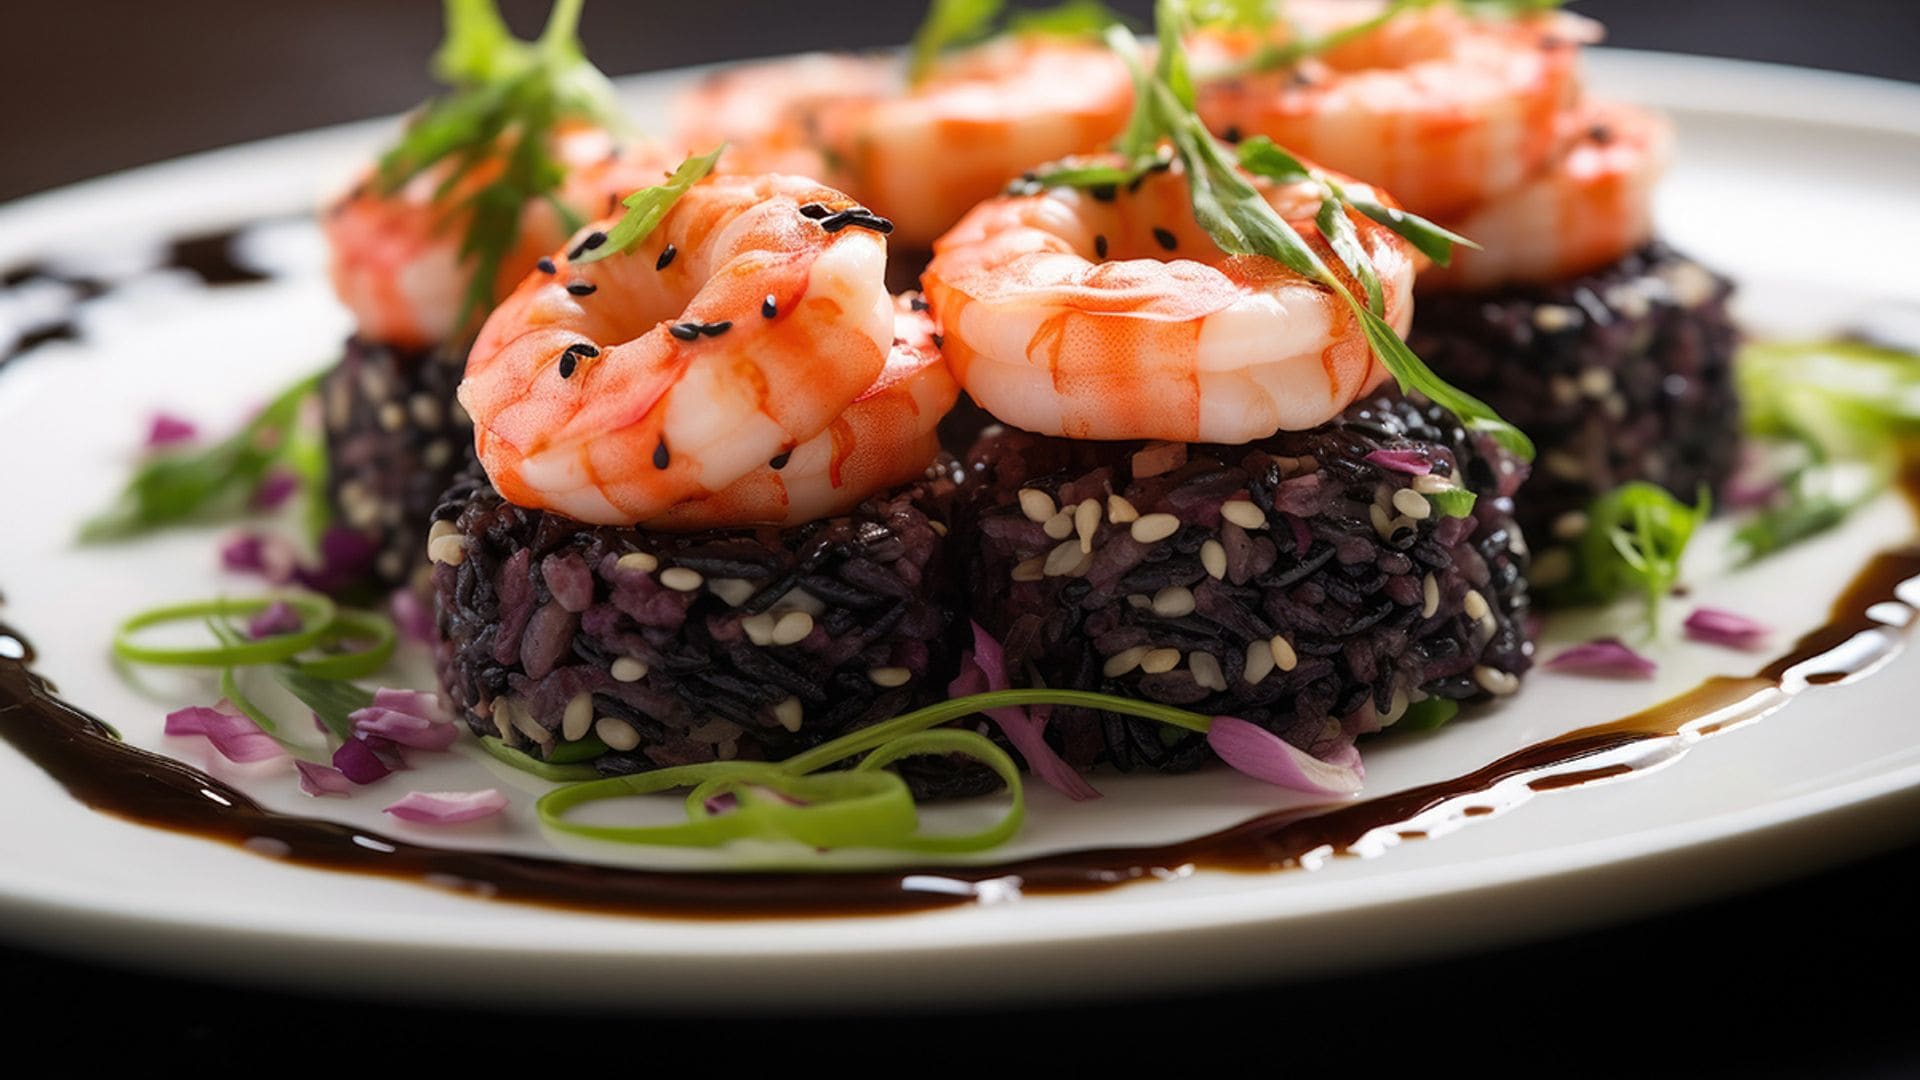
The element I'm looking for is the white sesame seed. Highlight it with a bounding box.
[428,519,459,543]
[378,402,407,432]
[616,551,659,573]
[1102,645,1150,678]
[1220,499,1265,530]
[773,696,803,732]
[427,534,468,566]
[708,577,755,606]
[1552,511,1590,540]
[1531,548,1574,588]
[1075,499,1101,552]
[1474,665,1521,696]
[376,550,405,580]
[1126,593,1152,609]
[1130,513,1180,544]
[1019,488,1057,523]
[1151,585,1196,618]
[1201,539,1227,579]
[1543,451,1585,481]
[869,666,912,687]
[1369,502,1394,540]
[1043,539,1084,576]
[511,705,551,746]
[1532,303,1579,332]
[1243,639,1275,684]
[423,441,453,470]
[1189,651,1227,691]
[1412,473,1456,495]
[741,614,776,646]
[1270,635,1298,672]
[562,693,594,741]
[929,520,949,536]
[1107,494,1139,524]
[1464,589,1490,621]
[1422,574,1440,619]
[595,716,641,751]
[1392,488,1432,520]
[610,657,649,682]
[1140,648,1181,675]
[660,567,704,592]
[1577,367,1615,398]
[488,698,515,741]
[771,610,814,646]
[1011,556,1046,582]
[1382,687,1410,725]
[409,393,443,430]
[1043,510,1074,540]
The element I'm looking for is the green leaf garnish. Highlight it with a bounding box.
[1092,4,1530,460]
[1555,482,1708,627]
[1426,487,1479,518]
[376,0,627,334]
[275,669,378,744]
[909,0,1131,85]
[79,370,324,543]
[1195,0,1566,78]
[574,145,724,264]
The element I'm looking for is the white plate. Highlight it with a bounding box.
[3,49,1920,1009]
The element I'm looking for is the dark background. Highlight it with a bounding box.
[4,0,1920,1070]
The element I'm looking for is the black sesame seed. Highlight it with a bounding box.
[931,333,944,349]
[770,450,792,470]
[536,257,557,275]
[558,353,578,379]
[1153,228,1178,252]
[1222,125,1244,144]
[818,208,895,235]
[1089,183,1117,203]
[1094,234,1109,260]
[566,281,597,296]
[700,320,733,337]
[762,295,779,318]
[798,202,832,220]
[654,440,671,469]
[909,296,930,312]
[655,243,677,271]
[557,342,599,380]
[669,322,701,341]
[568,231,608,260]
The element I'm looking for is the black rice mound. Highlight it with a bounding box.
[960,395,1532,775]
[430,459,964,782]
[322,336,474,591]
[1407,241,1739,589]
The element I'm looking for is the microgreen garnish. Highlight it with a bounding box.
[375,0,627,333]
[1196,0,1565,78]
[1076,3,1531,459]
[80,370,327,543]
[575,145,725,264]
[908,0,1132,84]
[1555,482,1708,628]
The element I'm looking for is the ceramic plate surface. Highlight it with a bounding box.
[2,50,1919,1008]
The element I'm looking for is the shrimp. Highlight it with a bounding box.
[920,156,1418,444]
[458,173,898,527]
[675,36,1134,250]
[324,126,677,349]
[653,294,959,530]
[1418,102,1671,292]
[1191,0,1597,222]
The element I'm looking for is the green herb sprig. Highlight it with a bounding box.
[80,370,326,543]
[908,0,1134,84]
[376,0,627,335]
[1197,0,1566,79]
[1554,481,1709,627]
[574,145,725,264]
[1068,3,1531,460]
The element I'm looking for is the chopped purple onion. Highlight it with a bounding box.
[164,703,283,763]
[1364,448,1433,476]
[250,468,299,511]
[1684,606,1772,650]
[384,789,508,825]
[350,706,460,751]
[1542,637,1658,679]
[1206,716,1365,796]
[332,737,393,784]
[246,600,303,639]
[952,622,1101,801]
[145,412,198,448]
[295,760,352,797]
[222,527,377,597]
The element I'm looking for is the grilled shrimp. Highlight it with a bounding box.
[1419,102,1670,291]
[1191,0,1595,222]
[654,294,958,530]
[459,173,902,527]
[674,36,1134,250]
[920,156,1418,444]
[324,126,676,349]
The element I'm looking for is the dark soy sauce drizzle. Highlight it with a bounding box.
[3,540,1918,918]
